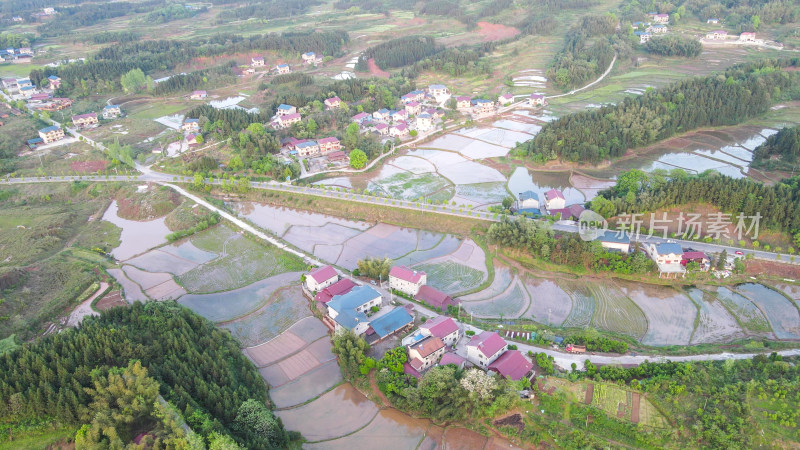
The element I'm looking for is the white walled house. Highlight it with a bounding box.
[418,315,461,347]
[544,189,566,210]
[466,331,507,368]
[407,336,445,372]
[326,285,382,335]
[306,265,338,291]
[389,266,426,296]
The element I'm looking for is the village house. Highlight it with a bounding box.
[739,32,756,42]
[326,285,382,335]
[38,125,64,144]
[251,56,265,67]
[12,16,23,22]
[418,315,461,347]
[498,93,514,105]
[302,52,322,65]
[182,118,200,132]
[405,101,421,116]
[317,136,341,154]
[415,285,458,312]
[276,63,291,74]
[390,123,409,138]
[427,84,450,102]
[488,350,533,381]
[518,191,539,209]
[314,278,356,303]
[327,150,349,164]
[274,113,302,129]
[185,133,200,147]
[28,92,51,103]
[366,306,414,343]
[16,78,32,89]
[426,108,445,119]
[390,109,407,122]
[306,265,339,292]
[596,230,631,253]
[544,189,566,210]
[707,18,719,24]
[456,96,472,109]
[529,93,546,107]
[389,266,426,296]
[19,85,37,98]
[190,90,207,100]
[416,113,433,131]
[276,104,297,116]
[351,112,370,123]
[372,108,391,122]
[438,352,466,369]
[47,75,61,89]
[296,140,320,157]
[402,90,426,103]
[647,24,668,33]
[72,112,98,128]
[466,331,507,368]
[244,68,255,75]
[649,12,669,23]
[374,123,389,135]
[635,31,651,43]
[42,7,56,14]
[472,98,494,115]
[682,251,710,270]
[706,30,728,40]
[324,96,341,109]
[648,242,686,278]
[103,104,121,119]
[41,98,72,111]
[1,78,16,89]
[407,336,445,372]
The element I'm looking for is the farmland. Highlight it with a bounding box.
[418,261,486,295]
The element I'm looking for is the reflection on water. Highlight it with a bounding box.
[507,167,585,205]
[102,201,170,261]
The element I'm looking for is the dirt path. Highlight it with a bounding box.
[66,282,109,327]
[547,52,618,100]
[368,371,391,406]
[631,393,640,423]
[584,383,594,404]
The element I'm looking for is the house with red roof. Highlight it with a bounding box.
[403,362,422,379]
[314,278,356,303]
[456,96,472,109]
[544,189,566,210]
[408,336,445,372]
[190,90,207,100]
[529,93,546,107]
[418,315,460,347]
[488,350,533,381]
[324,96,341,109]
[306,265,339,292]
[498,93,514,105]
[466,331,507,368]
[374,123,389,135]
[405,101,421,116]
[327,150,349,164]
[389,266,426,296]
[351,112,370,123]
[273,113,301,129]
[438,352,466,369]
[415,286,458,312]
[317,136,341,154]
[72,112,98,128]
[681,251,709,269]
[389,123,409,138]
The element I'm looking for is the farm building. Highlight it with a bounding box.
[544,189,566,210]
[647,243,686,278]
[647,24,667,33]
[326,285,382,335]
[317,137,341,154]
[306,265,339,291]
[518,191,539,209]
[471,98,494,115]
[415,285,457,312]
[488,350,533,381]
[407,336,445,372]
[273,113,301,129]
[389,123,409,137]
[38,125,64,143]
[707,18,719,24]
[366,307,414,342]
[389,266,426,296]
[402,90,426,103]
[466,331,507,368]
[437,352,466,369]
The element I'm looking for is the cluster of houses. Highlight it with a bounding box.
[304,264,535,382]
[592,231,713,278]
[0,46,33,63]
[514,188,584,220]
[8,7,55,23]
[705,30,759,43]
[632,17,669,44]
[243,50,322,75]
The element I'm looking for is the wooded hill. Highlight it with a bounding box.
[517,58,800,164]
[753,125,800,169]
[0,301,288,449]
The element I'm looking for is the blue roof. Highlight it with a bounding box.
[656,243,682,255]
[417,113,431,118]
[369,307,413,338]
[20,85,35,90]
[17,78,30,83]
[472,98,492,104]
[429,84,446,89]
[277,63,289,67]
[328,285,381,315]
[104,104,119,109]
[410,90,424,95]
[39,125,60,133]
[185,118,199,123]
[553,336,564,344]
[516,208,541,216]
[277,104,293,110]
[296,141,318,149]
[650,24,666,28]
[27,138,43,145]
[634,31,647,36]
[334,309,368,330]
[47,75,59,80]
[598,230,630,244]
[519,191,538,201]
[376,108,389,114]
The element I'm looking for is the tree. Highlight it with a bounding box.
[717,249,727,270]
[460,369,497,401]
[232,399,288,449]
[501,196,515,210]
[356,256,392,279]
[349,149,367,169]
[120,68,148,94]
[332,331,370,381]
[344,122,360,149]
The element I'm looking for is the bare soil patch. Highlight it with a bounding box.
[70,160,109,173]
[367,58,390,78]
[477,22,520,42]
[493,413,524,433]
[96,290,127,311]
[585,383,594,404]
[631,393,641,423]
[746,260,800,280]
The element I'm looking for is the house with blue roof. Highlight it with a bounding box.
[634,31,651,43]
[372,108,391,121]
[367,307,414,342]
[276,104,296,116]
[326,285,382,335]
[518,191,539,209]
[596,230,631,253]
[647,242,686,277]
[38,125,64,144]
[516,208,541,218]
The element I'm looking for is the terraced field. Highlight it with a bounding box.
[712,287,772,335]
[687,287,744,344]
[416,261,486,295]
[617,282,696,346]
[459,266,513,301]
[561,283,595,329]
[524,277,572,326]
[220,286,311,347]
[735,283,800,340]
[588,284,648,340]
[464,279,529,318]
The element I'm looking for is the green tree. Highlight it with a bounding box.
[344,122,360,149]
[349,149,367,169]
[332,331,370,381]
[120,68,148,94]
[232,399,288,450]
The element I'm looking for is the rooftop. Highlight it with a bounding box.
[328,285,381,315]
[314,278,356,303]
[438,352,465,367]
[419,315,459,339]
[390,266,425,284]
[488,350,532,381]
[415,286,456,311]
[410,336,444,358]
[467,331,506,358]
[655,243,683,255]
[39,125,60,133]
[309,265,337,283]
[519,191,538,201]
[280,113,301,121]
[318,136,339,144]
[369,307,413,338]
[597,230,630,244]
[545,189,565,200]
[277,104,295,110]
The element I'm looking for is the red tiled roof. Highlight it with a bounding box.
[530,94,544,99]
[314,278,356,303]
[567,204,585,218]
[325,96,340,104]
[409,357,425,371]
[73,113,97,120]
[682,251,708,260]
[420,315,459,339]
[415,286,456,310]
[389,266,425,283]
[410,336,444,358]
[318,136,339,144]
[438,352,465,367]
[281,113,301,121]
[309,265,337,284]
[545,189,564,200]
[468,331,506,358]
[375,123,388,130]
[488,350,532,381]
[403,362,422,379]
[457,96,471,101]
[547,208,571,218]
[328,150,348,161]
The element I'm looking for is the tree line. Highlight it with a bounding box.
[143,2,206,24]
[216,0,322,22]
[28,30,349,95]
[518,58,800,164]
[752,125,800,169]
[357,36,441,71]
[644,34,702,57]
[36,0,162,36]
[0,301,289,448]
[547,14,618,90]
[0,32,36,48]
[90,30,141,44]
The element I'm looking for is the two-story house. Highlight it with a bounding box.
[389,266,426,296]
[327,285,382,334]
[305,265,338,292]
[407,336,445,372]
[466,331,507,368]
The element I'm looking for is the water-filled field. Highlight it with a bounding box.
[103,201,170,261]
[220,285,310,345]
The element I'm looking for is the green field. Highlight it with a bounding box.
[416,261,486,295]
